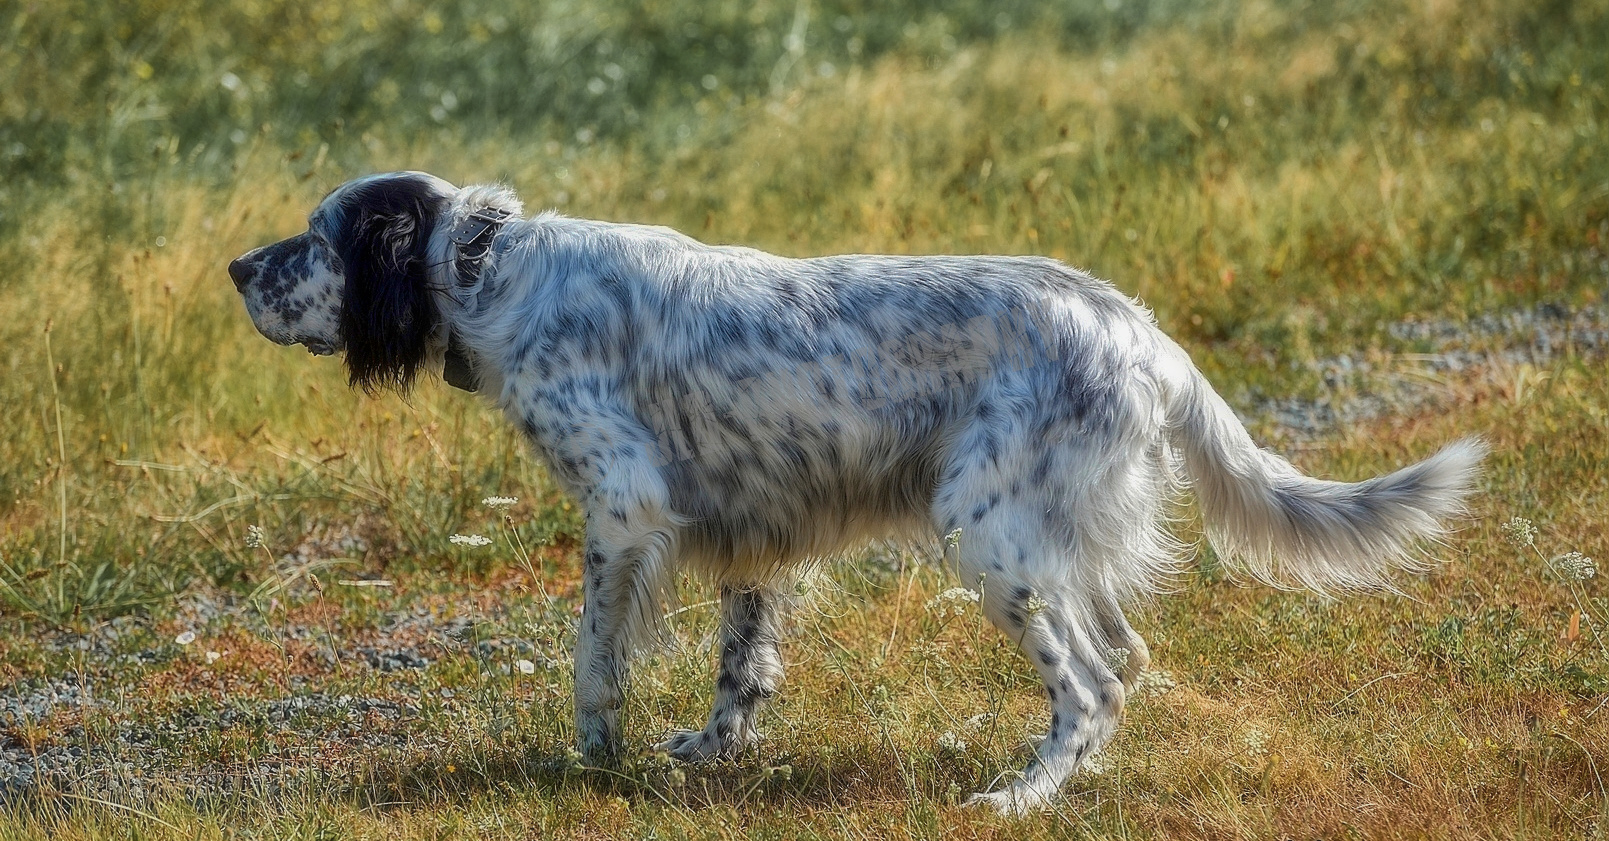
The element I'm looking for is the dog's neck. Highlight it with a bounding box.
[442,207,512,391]
[428,185,525,393]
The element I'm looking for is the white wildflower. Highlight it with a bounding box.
[516,659,537,675]
[1242,726,1269,758]
[450,533,492,547]
[1104,647,1131,674]
[175,631,197,646]
[482,496,519,509]
[943,528,964,550]
[1133,668,1177,698]
[205,651,222,664]
[244,525,264,549]
[926,587,979,617]
[1080,751,1112,776]
[562,746,585,772]
[1551,552,1597,581]
[936,731,968,755]
[1501,517,1537,548]
[1025,592,1049,618]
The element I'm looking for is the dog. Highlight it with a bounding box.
[228,171,1483,814]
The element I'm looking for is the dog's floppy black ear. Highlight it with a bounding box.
[334,175,448,394]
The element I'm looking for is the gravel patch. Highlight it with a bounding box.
[1247,303,1608,438]
[358,646,433,672]
[0,676,426,805]
[2,590,575,806]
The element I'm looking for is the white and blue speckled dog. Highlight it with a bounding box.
[228,171,1483,814]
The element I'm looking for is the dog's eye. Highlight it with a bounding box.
[306,229,340,259]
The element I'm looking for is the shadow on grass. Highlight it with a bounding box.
[344,742,972,813]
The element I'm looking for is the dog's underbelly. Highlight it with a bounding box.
[661,407,951,580]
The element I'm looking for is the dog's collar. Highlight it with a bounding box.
[442,207,514,393]
[448,206,514,288]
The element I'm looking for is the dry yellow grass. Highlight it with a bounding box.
[1,0,1606,837]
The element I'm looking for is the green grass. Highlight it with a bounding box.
[1,0,1607,837]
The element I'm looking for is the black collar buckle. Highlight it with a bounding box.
[448,207,514,279]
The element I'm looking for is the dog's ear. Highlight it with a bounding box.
[335,175,448,394]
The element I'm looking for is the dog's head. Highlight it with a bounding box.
[227,171,457,393]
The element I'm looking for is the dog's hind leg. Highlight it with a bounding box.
[654,583,786,761]
[932,446,1126,815]
[1094,590,1150,689]
[964,571,1125,816]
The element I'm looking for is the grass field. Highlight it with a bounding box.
[1,0,1607,837]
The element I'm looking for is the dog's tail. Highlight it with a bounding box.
[1162,348,1484,592]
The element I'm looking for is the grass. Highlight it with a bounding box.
[1,0,1607,837]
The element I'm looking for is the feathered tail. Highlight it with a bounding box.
[1164,355,1485,592]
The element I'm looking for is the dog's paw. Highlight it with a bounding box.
[576,743,620,768]
[653,728,723,763]
[576,718,623,767]
[964,787,1053,817]
[654,726,763,762]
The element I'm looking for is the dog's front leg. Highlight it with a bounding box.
[573,543,631,763]
[516,384,683,763]
[571,485,681,764]
[654,584,786,761]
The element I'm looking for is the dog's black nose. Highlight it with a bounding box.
[228,257,252,291]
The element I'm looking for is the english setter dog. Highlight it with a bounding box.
[229,171,1482,814]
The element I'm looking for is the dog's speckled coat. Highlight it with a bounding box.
[229,172,1483,814]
